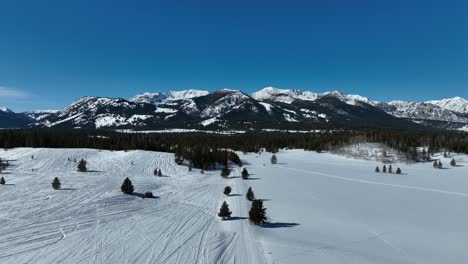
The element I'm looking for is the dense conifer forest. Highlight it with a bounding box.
[0,129,467,163]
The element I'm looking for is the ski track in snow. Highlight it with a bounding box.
[0,148,267,264]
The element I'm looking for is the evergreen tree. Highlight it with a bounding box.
[241,168,249,180]
[270,154,277,164]
[218,201,232,220]
[450,158,456,166]
[154,168,158,176]
[438,160,443,169]
[375,166,380,173]
[396,167,402,174]
[158,169,162,177]
[221,166,230,178]
[382,165,387,173]
[433,160,438,168]
[144,191,154,198]
[223,186,232,196]
[246,187,255,201]
[52,177,61,190]
[0,176,5,185]
[388,165,393,173]
[121,177,134,194]
[249,199,267,225]
[77,159,87,172]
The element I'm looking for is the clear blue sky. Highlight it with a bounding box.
[1,0,467,111]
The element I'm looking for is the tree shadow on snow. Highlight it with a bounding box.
[85,170,104,173]
[245,177,261,181]
[227,216,248,221]
[132,192,159,199]
[229,176,241,179]
[1,183,15,186]
[258,198,271,202]
[228,194,242,197]
[262,222,300,228]
[59,188,77,191]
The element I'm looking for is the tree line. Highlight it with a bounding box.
[0,129,467,161]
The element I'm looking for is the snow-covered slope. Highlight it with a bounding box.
[2,87,465,130]
[251,87,372,106]
[426,97,468,114]
[0,148,266,264]
[378,100,468,123]
[241,149,468,264]
[2,147,468,263]
[131,90,209,104]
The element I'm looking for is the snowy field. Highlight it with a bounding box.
[1,148,468,264]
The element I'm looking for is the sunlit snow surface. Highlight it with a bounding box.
[1,148,468,263]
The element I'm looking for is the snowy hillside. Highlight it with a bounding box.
[2,87,467,130]
[1,148,468,263]
[427,97,468,114]
[131,90,209,104]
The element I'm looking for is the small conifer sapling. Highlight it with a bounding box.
[249,199,267,225]
[52,177,61,190]
[246,187,255,201]
[121,177,134,194]
[218,201,232,220]
[223,186,232,196]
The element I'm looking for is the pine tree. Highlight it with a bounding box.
[77,159,87,172]
[241,168,249,180]
[450,158,456,166]
[154,168,158,176]
[433,160,438,168]
[157,169,162,177]
[52,177,61,190]
[144,191,154,198]
[224,186,232,196]
[382,165,387,173]
[249,199,267,225]
[375,166,380,173]
[438,160,443,169]
[218,201,232,220]
[221,166,230,178]
[396,167,402,174]
[121,177,134,194]
[0,177,5,185]
[388,165,393,173]
[246,187,255,201]
[270,154,277,164]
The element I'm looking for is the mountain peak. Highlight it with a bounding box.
[131,89,209,104]
[0,106,12,113]
[426,96,468,114]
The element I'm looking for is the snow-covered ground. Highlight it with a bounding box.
[1,148,468,263]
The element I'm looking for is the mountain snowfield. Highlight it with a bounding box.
[1,87,468,130]
[1,148,468,263]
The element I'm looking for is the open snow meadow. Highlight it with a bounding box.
[1,147,468,264]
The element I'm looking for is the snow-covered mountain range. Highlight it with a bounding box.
[1,87,467,130]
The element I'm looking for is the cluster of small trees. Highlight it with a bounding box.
[218,186,267,225]
[375,164,402,174]
[154,168,162,176]
[433,160,443,169]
